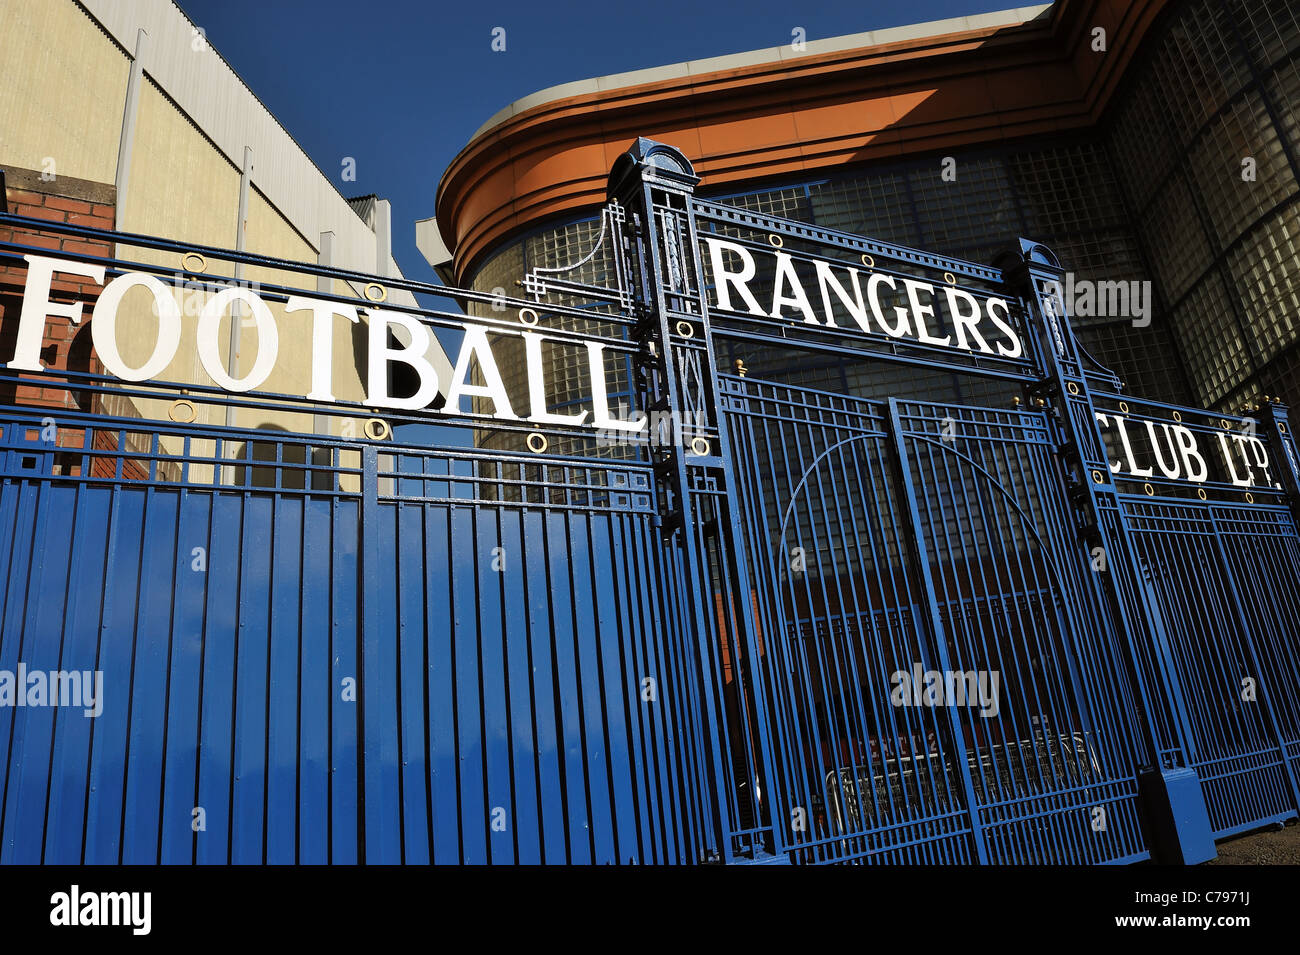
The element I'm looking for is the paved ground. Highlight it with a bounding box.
[1206,819,1300,864]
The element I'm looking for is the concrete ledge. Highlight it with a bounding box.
[1,165,116,206]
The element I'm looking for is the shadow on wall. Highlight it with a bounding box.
[234,422,335,491]
[350,308,449,413]
[0,289,100,413]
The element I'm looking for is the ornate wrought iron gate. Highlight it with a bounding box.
[720,384,1150,863]
[2,139,1299,864]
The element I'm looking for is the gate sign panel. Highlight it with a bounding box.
[8,253,647,432]
[701,237,1025,359]
[1094,399,1282,493]
[2,138,1300,866]
[689,196,1038,382]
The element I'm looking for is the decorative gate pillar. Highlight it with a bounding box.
[606,139,781,863]
[998,239,1218,865]
[1260,400,1300,520]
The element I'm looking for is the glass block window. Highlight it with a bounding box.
[1153,0,1251,145]
[525,218,615,291]
[1228,203,1300,360]
[1009,142,1129,236]
[1231,0,1300,70]
[1110,73,1180,210]
[809,172,919,246]
[1076,321,1188,404]
[906,156,1018,253]
[1173,272,1252,406]
[1187,92,1294,244]
[1142,176,1213,303]
[1047,233,1148,290]
[1266,59,1300,160]
[719,186,813,222]
[1104,0,1300,411]
[468,240,524,319]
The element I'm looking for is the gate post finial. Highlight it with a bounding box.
[607,138,698,199]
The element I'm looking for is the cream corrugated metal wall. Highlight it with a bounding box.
[79,0,401,284]
[1,0,453,424]
[0,0,129,183]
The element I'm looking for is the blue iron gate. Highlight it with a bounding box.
[0,417,718,863]
[719,381,1150,863]
[2,139,1300,864]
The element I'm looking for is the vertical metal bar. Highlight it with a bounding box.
[0,476,51,861]
[356,445,377,861]
[886,398,989,863]
[82,483,123,863]
[314,231,335,443]
[40,480,88,862]
[222,146,254,450]
[113,29,148,232]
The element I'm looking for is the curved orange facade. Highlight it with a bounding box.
[436,0,1171,285]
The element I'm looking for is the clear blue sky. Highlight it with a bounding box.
[179,0,1013,287]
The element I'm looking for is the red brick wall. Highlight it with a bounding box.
[0,166,144,479]
[1,168,114,408]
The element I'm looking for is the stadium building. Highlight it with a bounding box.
[429,0,1300,431]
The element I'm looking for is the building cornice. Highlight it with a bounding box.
[436,0,1171,284]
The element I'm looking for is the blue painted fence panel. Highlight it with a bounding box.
[0,430,706,865]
